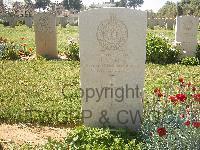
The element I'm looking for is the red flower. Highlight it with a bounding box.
[187,82,192,87]
[176,94,187,102]
[180,114,185,119]
[157,92,163,97]
[192,122,200,128]
[184,120,190,126]
[157,127,167,137]
[192,94,200,102]
[179,76,184,83]
[192,86,196,92]
[29,47,33,52]
[169,96,178,104]
[154,88,160,93]
[154,88,163,97]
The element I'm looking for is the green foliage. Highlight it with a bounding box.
[180,57,199,66]
[196,44,200,60]
[157,1,177,18]
[43,126,144,150]
[115,0,127,7]
[115,0,144,8]
[0,37,33,60]
[62,0,83,11]
[158,0,200,17]
[35,0,51,10]
[146,33,180,64]
[127,0,144,8]
[0,60,81,125]
[142,76,200,149]
[65,41,79,61]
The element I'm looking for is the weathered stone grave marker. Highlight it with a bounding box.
[34,12,58,59]
[25,17,32,28]
[79,8,147,131]
[175,16,199,57]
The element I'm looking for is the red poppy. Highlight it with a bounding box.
[154,88,160,93]
[192,86,196,92]
[184,120,190,126]
[157,127,167,137]
[179,76,184,83]
[157,92,163,97]
[29,47,33,52]
[187,82,192,87]
[154,88,163,98]
[169,96,178,104]
[176,94,187,102]
[192,94,200,102]
[192,122,200,128]
[180,114,185,119]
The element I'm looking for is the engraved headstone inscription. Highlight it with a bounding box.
[79,8,147,131]
[34,12,58,59]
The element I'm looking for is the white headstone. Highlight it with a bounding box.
[8,16,17,28]
[147,18,156,29]
[165,18,174,30]
[60,16,68,28]
[79,8,146,131]
[34,12,58,59]
[157,18,166,28]
[25,17,32,28]
[175,16,199,57]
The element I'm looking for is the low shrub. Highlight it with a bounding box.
[65,40,79,61]
[196,44,200,60]
[43,126,144,150]
[146,33,180,64]
[0,37,33,60]
[180,57,199,66]
[142,76,200,149]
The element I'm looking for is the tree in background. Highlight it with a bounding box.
[115,0,127,7]
[35,0,51,10]
[115,0,143,8]
[127,0,144,9]
[157,1,177,18]
[62,0,82,12]
[158,0,200,17]
[24,0,33,5]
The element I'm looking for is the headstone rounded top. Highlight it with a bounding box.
[34,12,56,33]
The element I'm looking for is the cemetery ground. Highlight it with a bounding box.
[0,25,200,149]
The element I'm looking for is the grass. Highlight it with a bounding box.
[0,24,79,53]
[0,61,199,126]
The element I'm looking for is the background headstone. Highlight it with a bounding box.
[34,12,58,59]
[8,16,17,28]
[147,18,156,29]
[60,16,68,28]
[79,8,146,131]
[165,18,175,30]
[68,15,78,26]
[25,17,32,28]
[157,18,166,28]
[56,16,61,26]
[175,16,199,57]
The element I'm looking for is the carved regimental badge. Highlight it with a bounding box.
[96,14,128,51]
[35,14,55,33]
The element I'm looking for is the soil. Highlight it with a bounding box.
[0,123,70,149]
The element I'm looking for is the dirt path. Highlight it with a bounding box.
[0,123,70,148]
